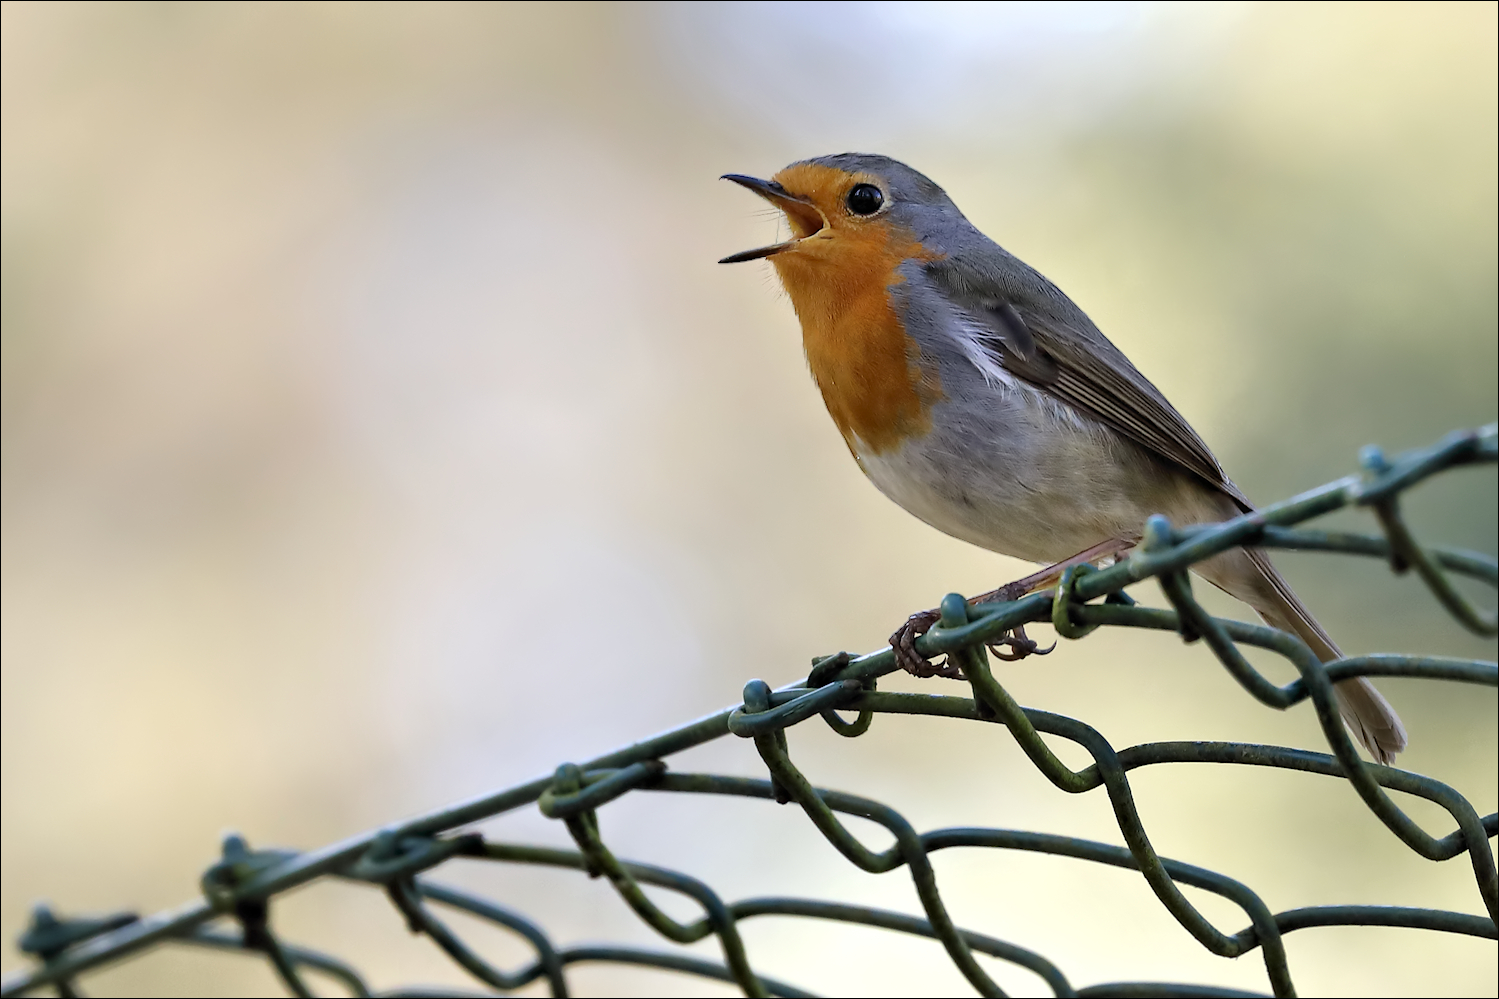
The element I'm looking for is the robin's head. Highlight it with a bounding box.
[720,154,959,456]
[719,153,960,272]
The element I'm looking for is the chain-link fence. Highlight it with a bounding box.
[4,425,1496,998]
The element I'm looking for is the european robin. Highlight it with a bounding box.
[720,153,1406,764]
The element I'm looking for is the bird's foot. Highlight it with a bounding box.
[890,537,1135,679]
[986,623,1055,661]
[890,609,967,679]
[889,606,1052,678]
[969,580,1056,661]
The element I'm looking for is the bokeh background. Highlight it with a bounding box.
[3,2,1495,996]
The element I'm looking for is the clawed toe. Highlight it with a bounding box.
[987,623,1055,662]
[892,597,1058,678]
[893,539,1126,677]
[889,609,966,679]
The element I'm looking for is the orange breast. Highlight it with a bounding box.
[768,166,942,457]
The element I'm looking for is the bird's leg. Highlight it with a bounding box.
[969,536,1137,604]
[890,536,1136,678]
[971,534,1133,657]
[972,537,1136,659]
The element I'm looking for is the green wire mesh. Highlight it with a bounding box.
[4,424,1496,999]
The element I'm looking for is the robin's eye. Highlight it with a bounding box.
[846,183,884,216]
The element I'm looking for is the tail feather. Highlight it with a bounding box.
[1200,547,1407,765]
[1330,675,1408,767]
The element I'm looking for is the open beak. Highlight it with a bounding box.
[719,174,825,263]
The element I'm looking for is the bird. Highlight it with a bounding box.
[719,152,1406,765]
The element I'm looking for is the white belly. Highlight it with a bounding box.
[852,406,1226,565]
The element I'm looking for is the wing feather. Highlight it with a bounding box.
[927,255,1249,509]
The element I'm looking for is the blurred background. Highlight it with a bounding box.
[2,2,1495,996]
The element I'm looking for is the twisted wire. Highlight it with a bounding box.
[5,424,1495,999]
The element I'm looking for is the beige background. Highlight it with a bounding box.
[2,3,1495,996]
